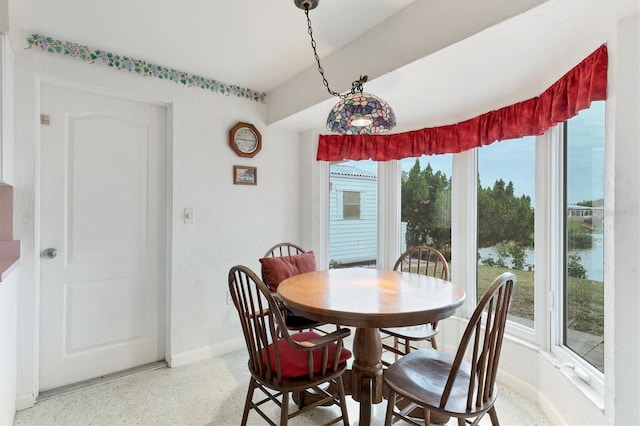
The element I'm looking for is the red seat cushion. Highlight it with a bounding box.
[259,251,317,291]
[262,331,352,378]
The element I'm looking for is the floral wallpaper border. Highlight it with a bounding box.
[26,34,267,104]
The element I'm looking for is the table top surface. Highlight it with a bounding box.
[277,268,466,328]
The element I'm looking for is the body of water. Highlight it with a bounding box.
[478,233,604,282]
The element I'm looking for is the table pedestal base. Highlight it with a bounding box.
[351,328,383,425]
[292,327,450,425]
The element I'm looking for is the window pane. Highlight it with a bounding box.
[343,191,361,220]
[329,161,377,268]
[477,137,535,328]
[400,155,452,266]
[565,101,604,372]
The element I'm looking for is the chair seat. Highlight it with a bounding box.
[263,331,352,378]
[384,349,496,416]
[380,323,437,341]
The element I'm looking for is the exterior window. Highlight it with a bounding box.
[477,136,535,327]
[400,155,452,263]
[343,191,361,220]
[564,101,604,372]
[329,161,377,268]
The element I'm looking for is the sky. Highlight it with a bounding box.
[348,101,605,206]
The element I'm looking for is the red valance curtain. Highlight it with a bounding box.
[317,44,608,161]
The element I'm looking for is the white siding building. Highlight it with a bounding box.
[328,164,377,267]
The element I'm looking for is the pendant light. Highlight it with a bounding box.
[294,0,396,134]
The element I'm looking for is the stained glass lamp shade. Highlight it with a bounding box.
[326,92,396,134]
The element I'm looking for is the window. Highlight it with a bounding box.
[312,96,608,407]
[400,155,452,262]
[477,137,536,328]
[564,101,604,372]
[328,161,377,268]
[343,191,361,220]
[315,101,605,377]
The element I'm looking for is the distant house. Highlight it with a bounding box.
[568,204,595,217]
[567,204,604,231]
[329,163,377,267]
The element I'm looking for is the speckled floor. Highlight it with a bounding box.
[14,348,552,426]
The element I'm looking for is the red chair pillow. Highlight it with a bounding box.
[262,331,352,378]
[259,251,316,292]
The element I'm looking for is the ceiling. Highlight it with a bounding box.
[10,0,415,93]
[9,0,639,133]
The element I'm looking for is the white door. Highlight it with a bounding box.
[39,84,167,391]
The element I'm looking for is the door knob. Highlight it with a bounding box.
[42,248,58,259]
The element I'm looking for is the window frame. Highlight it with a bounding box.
[550,121,606,394]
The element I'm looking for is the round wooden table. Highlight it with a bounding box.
[277,268,466,425]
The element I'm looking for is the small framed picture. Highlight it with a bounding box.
[233,165,257,185]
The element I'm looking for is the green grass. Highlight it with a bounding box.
[477,265,604,336]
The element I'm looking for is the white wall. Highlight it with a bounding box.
[608,12,640,426]
[0,1,7,34]
[0,270,17,425]
[0,30,16,425]
[11,35,304,408]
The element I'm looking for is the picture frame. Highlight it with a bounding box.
[233,165,257,185]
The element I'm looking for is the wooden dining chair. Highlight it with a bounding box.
[379,246,449,365]
[263,242,306,258]
[383,272,516,426]
[228,265,352,426]
[261,242,328,333]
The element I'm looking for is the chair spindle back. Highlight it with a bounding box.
[440,272,515,411]
[263,242,306,258]
[229,265,287,384]
[393,246,449,280]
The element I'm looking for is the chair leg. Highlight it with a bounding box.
[393,337,399,362]
[295,390,305,408]
[384,389,397,426]
[424,407,432,426]
[430,335,438,350]
[280,391,290,426]
[457,417,466,426]
[336,377,350,425]
[241,379,257,426]
[488,406,500,425]
[404,338,411,354]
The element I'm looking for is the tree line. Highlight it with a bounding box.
[401,159,599,279]
[401,159,534,260]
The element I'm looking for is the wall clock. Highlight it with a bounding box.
[229,122,262,158]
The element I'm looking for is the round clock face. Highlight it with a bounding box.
[229,122,261,158]
[235,127,258,153]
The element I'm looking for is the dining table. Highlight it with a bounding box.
[277,268,466,425]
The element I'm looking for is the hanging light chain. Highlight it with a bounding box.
[304,6,365,99]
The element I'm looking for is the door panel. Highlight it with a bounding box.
[68,115,148,262]
[39,85,167,391]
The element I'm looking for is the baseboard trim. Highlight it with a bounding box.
[168,338,245,367]
[16,393,36,412]
[37,361,168,402]
[496,367,540,402]
[537,389,568,425]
